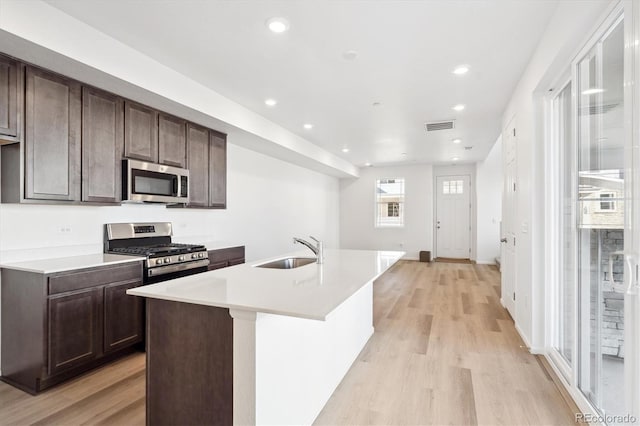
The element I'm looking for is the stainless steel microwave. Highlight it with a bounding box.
[123,159,189,204]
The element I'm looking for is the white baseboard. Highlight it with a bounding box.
[475,260,496,265]
[515,323,532,349]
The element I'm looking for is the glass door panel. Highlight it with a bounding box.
[552,81,575,370]
[577,16,625,421]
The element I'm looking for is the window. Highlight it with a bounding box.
[442,180,464,195]
[387,202,399,217]
[598,192,616,211]
[376,178,405,227]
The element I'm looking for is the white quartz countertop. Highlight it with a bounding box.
[128,249,404,320]
[0,253,145,274]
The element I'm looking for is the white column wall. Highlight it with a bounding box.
[476,136,503,264]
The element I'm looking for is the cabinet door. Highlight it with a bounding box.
[159,114,186,168]
[0,55,21,141]
[82,87,124,203]
[47,287,102,376]
[186,123,209,207]
[104,279,143,354]
[209,131,227,208]
[124,101,158,163]
[25,67,81,201]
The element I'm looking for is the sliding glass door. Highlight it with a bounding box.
[549,80,575,381]
[576,15,625,419]
[547,6,640,423]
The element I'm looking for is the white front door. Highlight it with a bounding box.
[435,175,470,259]
[502,117,517,317]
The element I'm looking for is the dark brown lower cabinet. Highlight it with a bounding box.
[104,279,144,353]
[1,262,143,394]
[48,287,103,376]
[207,246,245,271]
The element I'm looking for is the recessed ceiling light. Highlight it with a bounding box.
[342,50,358,61]
[453,65,469,75]
[264,98,277,107]
[266,17,290,33]
[342,148,350,153]
[372,102,382,107]
[365,162,372,167]
[303,123,313,129]
[401,152,407,156]
[582,88,604,95]
[452,157,460,161]
[452,138,462,144]
[452,104,465,111]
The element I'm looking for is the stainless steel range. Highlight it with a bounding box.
[104,222,209,283]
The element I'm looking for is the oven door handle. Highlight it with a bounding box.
[147,259,210,277]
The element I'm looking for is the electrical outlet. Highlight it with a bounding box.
[58,226,73,234]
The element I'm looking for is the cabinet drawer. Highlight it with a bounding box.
[48,263,142,295]
[207,261,228,271]
[208,247,245,264]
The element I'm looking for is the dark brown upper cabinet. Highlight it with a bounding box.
[25,66,81,201]
[186,123,209,207]
[82,87,124,204]
[0,55,22,143]
[159,114,187,168]
[209,131,227,208]
[124,101,158,163]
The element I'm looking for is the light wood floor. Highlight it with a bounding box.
[0,261,575,426]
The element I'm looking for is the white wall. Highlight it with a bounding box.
[476,136,503,264]
[0,143,340,263]
[339,164,432,260]
[500,0,612,349]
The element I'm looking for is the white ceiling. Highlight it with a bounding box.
[45,0,558,168]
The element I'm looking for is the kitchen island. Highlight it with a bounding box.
[128,248,403,426]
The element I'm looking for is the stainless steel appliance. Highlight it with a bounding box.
[123,159,189,204]
[104,222,209,283]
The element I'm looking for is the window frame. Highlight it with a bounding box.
[375,178,405,228]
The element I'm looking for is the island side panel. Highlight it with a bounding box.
[146,299,233,426]
[0,268,46,393]
[255,281,374,425]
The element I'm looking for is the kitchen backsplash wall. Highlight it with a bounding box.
[0,143,340,263]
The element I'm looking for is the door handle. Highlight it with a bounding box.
[608,250,640,295]
[500,238,508,243]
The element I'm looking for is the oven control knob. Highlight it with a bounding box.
[198,253,204,258]
[191,254,197,259]
[164,258,171,264]
[178,256,185,261]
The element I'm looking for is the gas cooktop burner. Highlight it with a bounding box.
[111,243,206,257]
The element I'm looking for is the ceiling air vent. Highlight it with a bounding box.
[425,120,455,132]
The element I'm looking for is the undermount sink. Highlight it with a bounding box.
[254,257,317,269]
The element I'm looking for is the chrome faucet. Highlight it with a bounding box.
[293,236,324,264]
